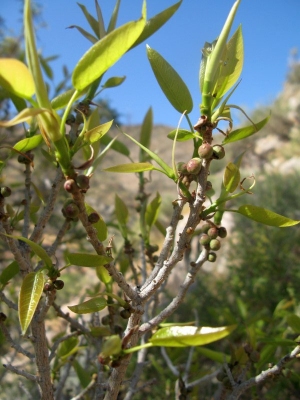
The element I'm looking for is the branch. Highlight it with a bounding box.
[22,162,32,238]
[52,302,90,334]
[227,345,300,399]
[70,377,97,400]
[47,219,71,257]
[123,345,149,400]
[54,358,73,400]
[0,319,35,359]
[186,369,220,389]
[3,363,38,382]
[49,331,82,362]
[0,291,18,310]
[161,347,179,377]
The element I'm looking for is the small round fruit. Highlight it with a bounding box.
[186,158,202,175]
[210,239,221,251]
[198,143,213,159]
[208,252,217,262]
[62,202,80,219]
[43,281,54,292]
[120,309,131,319]
[207,227,218,239]
[88,212,100,224]
[218,227,227,238]
[201,223,211,233]
[18,153,34,164]
[0,312,7,322]
[206,181,213,191]
[0,186,11,198]
[212,145,225,160]
[176,162,188,175]
[64,179,77,193]
[53,280,64,290]
[199,234,211,246]
[76,175,90,190]
[101,315,110,325]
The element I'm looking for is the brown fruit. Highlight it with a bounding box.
[88,212,100,224]
[120,309,131,319]
[208,252,217,262]
[64,179,77,193]
[199,234,211,246]
[62,202,80,219]
[76,175,90,190]
[198,143,213,159]
[186,158,202,175]
[207,227,218,239]
[53,280,64,290]
[218,227,227,238]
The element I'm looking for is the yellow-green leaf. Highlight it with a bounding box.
[0,261,20,286]
[67,253,112,267]
[223,114,270,144]
[105,162,155,173]
[0,107,48,127]
[237,205,300,227]
[13,135,43,152]
[68,296,107,314]
[18,271,45,334]
[286,314,300,333]
[115,194,128,239]
[84,120,113,144]
[150,325,236,347]
[0,58,35,99]
[167,129,196,142]
[85,203,107,241]
[223,162,240,193]
[146,192,161,228]
[72,17,145,90]
[96,265,112,284]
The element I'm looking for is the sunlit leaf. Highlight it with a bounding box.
[236,205,300,227]
[100,134,130,157]
[105,162,155,173]
[67,253,112,267]
[0,261,19,285]
[107,0,121,33]
[146,192,161,228]
[286,314,300,333]
[85,203,107,241]
[150,325,236,347]
[223,162,240,193]
[100,335,122,357]
[68,297,107,314]
[67,25,98,44]
[77,3,101,38]
[102,76,126,89]
[0,58,35,99]
[96,265,112,284]
[13,135,43,152]
[139,107,153,162]
[51,88,85,110]
[223,114,270,144]
[18,271,45,334]
[73,18,145,90]
[0,108,48,127]
[147,46,193,114]
[167,129,196,142]
[84,120,113,144]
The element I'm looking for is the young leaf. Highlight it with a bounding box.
[236,205,300,227]
[68,297,107,314]
[67,25,98,44]
[72,18,145,90]
[84,120,113,144]
[149,325,236,347]
[96,265,112,284]
[0,107,49,127]
[107,0,121,33]
[72,359,91,389]
[146,192,162,228]
[115,194,128,239]
[196,347,230,363]
[0,58,35,99]
[85,203,107,241]
[223,114,270,144]
[77,3,102,38]
[0,261,20,286]
[167,129,196,142]
[102,76,126,89]
[131,1,182,49]
[18,271,45,334]
[147,46,193,114]
[2,234,52,268]
[139,107,153,162]
[105,162,155,173]
[286,315,300,333]
[223,162,240,193]
[67,253,112,267]
[13,135,43,152]
[51,88,86,110]
[100,134,130,157]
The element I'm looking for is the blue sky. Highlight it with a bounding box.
[2,0,300,128]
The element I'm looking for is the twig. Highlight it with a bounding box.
[37,290,56,322]
[0,290,18,310]
[19,380,35,399]
[52,302,90,334]
[3,363,38,382]
[49,331,82,362]
[161,347,179,377]
[186,369,220,389]
[70,377,97,400]
[47,219,71,257]
[54,358,73,400]
[0,319,35,359]
[22,163,32,238]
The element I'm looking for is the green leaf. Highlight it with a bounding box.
[131,1,182,49]
[14,204,40,223]
[13,135,43,152]
[77,3,101,38]
[0,261,20,285]
[18,271,45,334]
[72,359,91,389]
[68,296,107,314]
[236,205,300,227]
[286,315,300,333]
[139,107,153,162]
[196,347,230,363]
[115,194,128,238]
[102,76,126,89]
[167,129,196,142]
[147,46,193,114]
[100,335,122,357]
[107,0,121,33]
[0,58,35,99]
[51,88,85,110]
[96,265,112,284]
[0,107,49,127]
[223,162,240,193]
[212,25,243,101]
[2,234,52,268]
[85,203,107,241]
[223,114,270,144]
[123,132,175,179]
[67,25,98,44]
[57,336,79,360]
[84,120,113,144]
[67,253,112,267]
[100,134,130,157]
[105,162,155,173]
[146,192,161,228]
[150,325,236,347]
[72,17,145,90]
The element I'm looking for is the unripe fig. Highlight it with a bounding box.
[88,212,100,224]
[43,281,54,292]
[64,179,77,193]
[206,181,213,191]
[198,143,213,159]
[210,239,221,251]
[207,227,218,239]
[120,309,131,319]
[186,158,202,175]
[218,227,227,238]
[212,145,225,160]
[0,312,7,322]
[216,370,226,382]
[17,153,34,164]
[208,252,217,262]
[62,202,80,219]
[182,175,191,187]
[199,234,211,246]
[76,174,90,190]
[201,223,211,233]
[0,186,11,197]
[53,280,64,290]
[101,315,110,325]
[176,162,188,174]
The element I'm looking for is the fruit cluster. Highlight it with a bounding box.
[199,223,227,262]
